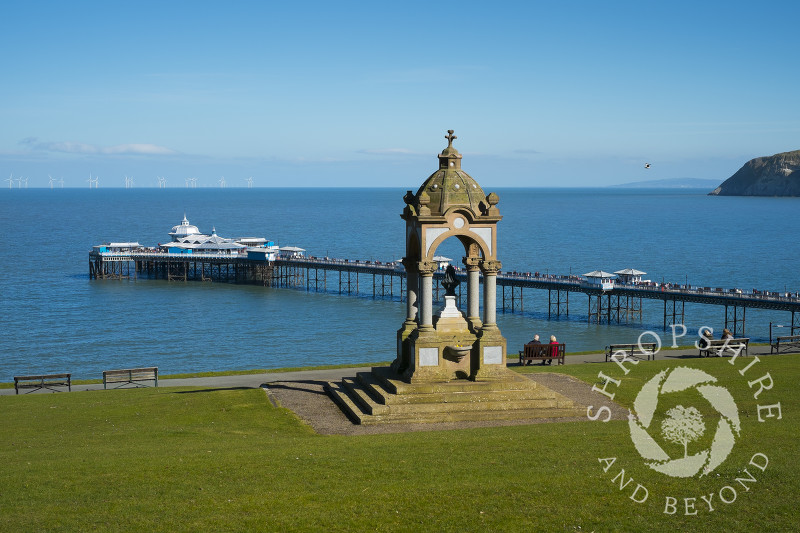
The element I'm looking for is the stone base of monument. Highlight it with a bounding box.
[325,366,583,425]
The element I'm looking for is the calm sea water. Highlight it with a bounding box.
[1,187,798,380]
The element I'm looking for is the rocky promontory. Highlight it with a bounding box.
[709,150,800,196]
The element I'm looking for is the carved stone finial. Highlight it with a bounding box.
[445,129,457,148]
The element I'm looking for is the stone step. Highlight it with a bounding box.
[327,366,585,426]
[353,372,392,404]
[340,377,383,414]
[365,407,585,425]
[328,379,583,425]
[325,380,370,425]
[370,366,538,395]
[339,377,575,417]
[355,371,560,405]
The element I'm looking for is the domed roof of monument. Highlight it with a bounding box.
[414,130,486,217]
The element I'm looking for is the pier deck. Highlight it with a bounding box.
[89,251,800,336]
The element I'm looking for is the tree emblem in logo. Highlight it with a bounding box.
[661,405,705,458]
[628,367,740,478]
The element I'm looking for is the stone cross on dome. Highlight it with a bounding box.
[445,129,457,148]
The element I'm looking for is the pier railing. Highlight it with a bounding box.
[89,249,800,334]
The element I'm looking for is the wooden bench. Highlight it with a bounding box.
[605,343,658,362]
[103,367,158,389]
[699,338,749,357]
[518,343,565,365]
[14,373,71,395]
[771,335,800,354]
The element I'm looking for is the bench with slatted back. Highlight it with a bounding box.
[771,335,800,354]
[103,367,158,389]
[14,373,71,395]
[698,338,749,357]
[518,343,565,365]
[605,343,658,362]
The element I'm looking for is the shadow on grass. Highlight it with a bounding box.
[264,380,332,397]
[172,387,254,394]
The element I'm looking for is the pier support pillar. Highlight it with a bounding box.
[663,298,685,330]
[725,305,746,337]
[549,289,568,318]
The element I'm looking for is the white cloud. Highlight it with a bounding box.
[20,138,176,156]
[358,148,418,156]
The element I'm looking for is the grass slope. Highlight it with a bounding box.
[1,355,797,532]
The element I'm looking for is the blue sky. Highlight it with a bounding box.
[2,1,798,188]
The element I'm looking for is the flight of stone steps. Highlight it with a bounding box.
[326,366,584,425]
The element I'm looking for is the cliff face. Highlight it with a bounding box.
[709,150,800,196]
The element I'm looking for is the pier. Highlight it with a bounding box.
[89,250,274,284]
[89,250,800,337]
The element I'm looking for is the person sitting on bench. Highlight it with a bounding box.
[525,334,541,365]
[546,335,559,365]
[699,328,714,349]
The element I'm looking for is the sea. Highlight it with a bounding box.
[1,187,798,380]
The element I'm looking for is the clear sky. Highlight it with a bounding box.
[2,1,798,188]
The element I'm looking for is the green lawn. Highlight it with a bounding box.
[1,355,797,532]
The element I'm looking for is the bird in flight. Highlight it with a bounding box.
[644,163,651,169]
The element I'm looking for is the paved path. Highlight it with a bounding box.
[2,344,776,396]
[0,367,376,396]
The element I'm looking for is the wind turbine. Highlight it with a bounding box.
[246,176,254,188]
[6,173,14,189]
[87,174,99,188]
[58,177,64,188]
[124,175,134,188]
[49,175,56,189]
[158,176,167,188]
[219,176,226,188]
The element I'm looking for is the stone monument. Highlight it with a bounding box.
[327,131,580,424]
[393,129,507,382]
